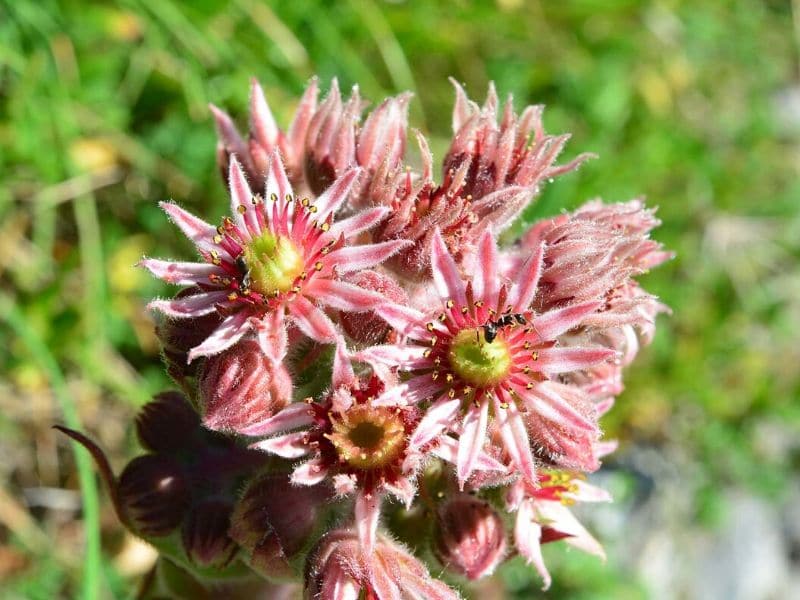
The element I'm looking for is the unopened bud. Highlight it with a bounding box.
[230,471,330,579]
[198,340,292,434]
[433,495,507,580]
[340,270,408,344]
[118,454,190,538]
[306,529,460,600]
[135,391,200,455]
[181,499,238,569]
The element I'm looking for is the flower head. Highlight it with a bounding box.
[360,230,614,488]
[142,152,408,361]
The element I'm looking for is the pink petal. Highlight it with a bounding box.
[509,243,545,312]
[533,301,601,340]
[238,402,315,437]
[432,436,506,472]
[355,344,429,370]
[250,79,279,149]
[594,439,618,458]
[473,229,499,306]
[139,258,222,286]
[514,382,596,432]
[315,167,361,220]
[265,150,293,208]
[186,311,250,362]
[409,397,461,450]
[326,240,410,274]
[160,202,217,254]
[288,296,339,343]
[229,157,258,238]
[251,431,310,459]
[449,77,478,133]
[332,341,356,388]
[534,347,615,373]
[355,491,380,553]
[147,290,229,319]
[430,229,466,305]
[374,303,430,339]
[535,501,605,559]
[373,374,442,406]
[456,399,489,488]
[308,279,384,311]
[291,458,329,486]
[286,78,319,159]
[494,396,537,484]
[564,480,612,503]
[383,478,415,508]
[250,311,288,362]
[515,501,551,590]
[209,104,249,165]
[329,207,390,239]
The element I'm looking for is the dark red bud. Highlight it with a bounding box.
[118,454,190,538]
[181,500,238,569]
[135,391,200,455]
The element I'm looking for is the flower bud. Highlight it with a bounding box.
[433,495,506,580]
[340,270,408,345]
[135,391,200,455]
[117,454,190,538]
[181,499,238,569]
[305,529,461,600]
[230,471,330,579]
[198,340,292,434]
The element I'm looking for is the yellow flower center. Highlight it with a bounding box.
[327,406,406,470]
[242,232,304,295]
[448,328,512,387]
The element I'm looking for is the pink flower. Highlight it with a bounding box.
[305,528,461,600]
[359,229,614,488]
[141,152,408,361]
[508,472,611,590]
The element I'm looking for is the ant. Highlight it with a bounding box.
[236,255,252,290]
[482,313,527,343]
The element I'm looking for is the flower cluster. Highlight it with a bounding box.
[62,78,671,597]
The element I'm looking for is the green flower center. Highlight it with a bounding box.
[448,328,512,387]
[242,232,304,295]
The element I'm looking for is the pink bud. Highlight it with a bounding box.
[305,529,461,600]
[135,391,200,455]
[181,499,238,569]
[340,270,408,344]
[198,340,292,434]
[229,471,331,579]
[117,454,190,538]
[433,495,507,580]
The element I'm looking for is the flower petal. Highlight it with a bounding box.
[139,259,223,286]
[229,157,258,238]
[326,240,410,274]
[494,395,537,484]
[515,501,551,590]
[147,290,229,319]
[329,206,389,239]
[430,229,466,305]
[251,431,310,459]
[187,311,250,362]
[473,229,499,306]
[532,301,601,340]
[315,167,361,220]
[332,341,356,388]
[237,402,315,437]
[355,491,381,554]
[288,295,339,343]
[534,347,615,373]
[409,397,461,450]
[509,242,544,312]
[309,279,384,312]
[456,399,489,488]
[160,201,217,255]
[291,458,329,486]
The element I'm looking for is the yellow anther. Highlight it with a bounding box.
[315,261,324,271]
[237,205,247,214]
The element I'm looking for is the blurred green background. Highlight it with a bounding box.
[1,0,799,598]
